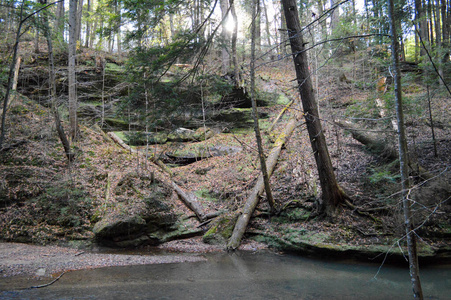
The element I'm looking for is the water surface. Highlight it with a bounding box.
[2,251,449,299]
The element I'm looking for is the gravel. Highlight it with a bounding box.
[0,242,206,278]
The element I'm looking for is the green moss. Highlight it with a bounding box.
[194,188,218,203]
[203,213,238,245]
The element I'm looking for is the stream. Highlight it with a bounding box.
[1,251,450,299]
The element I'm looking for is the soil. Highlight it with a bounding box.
[1,50,450,277]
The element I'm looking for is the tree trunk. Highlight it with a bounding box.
[90,18,97,48]
[34,27,40,53]
[262,0,272,51]
[220,0,230,74]
[55,0,65,37]
[0,1,25,149]
[335,120,433,180]
[84,0,91,48]
[42,0,74,162]
[416,0,427,56]
[388,0,424,297]
[279,4,288,57]
[172,182,206,221]
[68,0,78,140]
[230,0,239,87]
[329,0,340,33]
[281,0,347,216]
[75,0,84,42]
[255,0,261,53]
[227,117,297,250]
[250,0,275,212]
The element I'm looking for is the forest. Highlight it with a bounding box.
[0,0,450,298]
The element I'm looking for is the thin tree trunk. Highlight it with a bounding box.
[172,182,205,221]
[75,0,83,42]
[250,0,275,212]
[279,4,287,57]
[255,0,261,53]
[416,0,427,55]
[90,18,97,48]
[230,0,239,87]
[84,0,91,48]
[12,56,21,92]
[329,0,339,33]
[388,0,423,297]
[55,0,64,37]
[227,117,297,250]
[68,0,78,140]
[220,0,230,74]
[42,0,73,162]
[0,1,25,149]
[262,0,272,51]
[426,85,438,157]
[281,0,347,216]
[34,27,40,53]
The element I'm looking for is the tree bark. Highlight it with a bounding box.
[281,0,347,216]
[388,0,423,297]
[68,0,78,140]
[329,0,340,32]
[55,0,65,38]
[84,0,91,48]
[227,117,297,250]
[0,1,25,149]
[262,0,272,51]
[250,0,276,212]
[75,0,84,42]
[220,0,230,74]
[42,0,74,162]
[230,0,239,87]
[172,182,206,221]
[415,0,427,56]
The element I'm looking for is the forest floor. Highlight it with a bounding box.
[1,50,450,279]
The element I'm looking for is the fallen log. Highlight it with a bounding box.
[269,99,294,132]
[107,130,205,221]
[335,120,397,159]
[227,117,298,250]
[107,132,136,153]
[107,131,173,176]
[335,120,433,180]
[172,181,206,221]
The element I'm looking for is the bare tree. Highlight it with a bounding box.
[220,0,231,74]
[281,0,347,216]
[0,0,26,149]
[68,0,79,140]
[250,0,275,212]
[41,0,73,162]
[387,0,423,297]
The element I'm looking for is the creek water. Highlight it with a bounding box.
[2,251,450,299]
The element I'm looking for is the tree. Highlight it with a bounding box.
[220,0,231,73]
[75,0,84,41]
[250,0,276,212]
[0,0,26,149]
[54,0,65,37]
[387,0,423,297]
[230,0,239,87]
[68,0,78,140]
[281,0,347,216]
[41,0,73,162]
[84,0,91,48]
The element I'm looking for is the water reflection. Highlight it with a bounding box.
[2,251,450,299]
